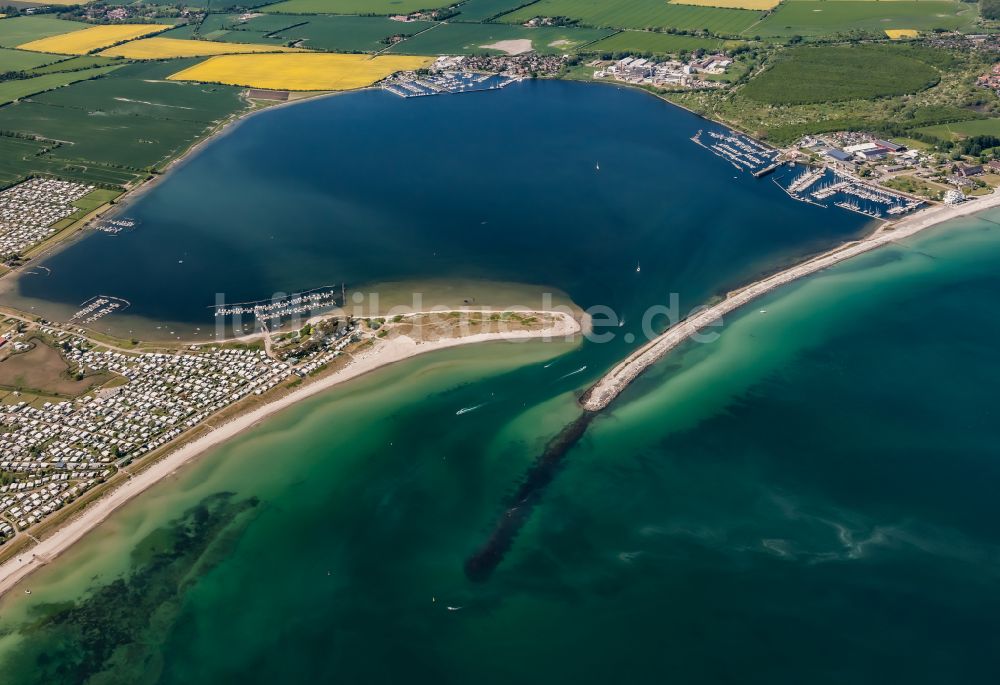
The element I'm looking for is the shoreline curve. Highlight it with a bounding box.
[0,310,581,598]
[581,192,1000,412]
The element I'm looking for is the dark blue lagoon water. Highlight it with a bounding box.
[5,80,867,343]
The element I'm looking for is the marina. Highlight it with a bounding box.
[693,126,926,220]
[693,129,782,177]
[95,217,138,235]
[382,72,517,98]
[805,170,923,218]
[775,167,924,218]
[211,286,341,321]
[69,295,130,324]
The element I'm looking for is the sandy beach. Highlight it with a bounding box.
[0,310,580,597]
[582,192,1000,411]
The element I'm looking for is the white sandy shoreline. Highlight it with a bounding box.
[0,311,580,597]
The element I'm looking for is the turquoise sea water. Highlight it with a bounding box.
[1,83,998,683]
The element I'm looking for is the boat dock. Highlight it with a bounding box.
[212,286,341,321]
[95,217,137,235]
[812,180,851,200]
[752,163,780,178]
[70,295,130,324]
[382,72,518,98]
[786,168,825,193]
[693,127,923,219]
[816,172,923,218]
[694,128,781,176]
[771,168,925,218]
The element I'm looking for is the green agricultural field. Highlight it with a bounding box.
[29,55,121,75]
[916,118,1000,140]
[0,135,139,187]
[72,187,121,213]
[163,13,436,51]
[0,65,121,107]
[261,0,454,14]
[0,61,247,179]
[753,1,978,38]
[227,13,308,33]
[166,11,301,39]
[499,0,763,35]
[0,46,60,72]
[0,100,214,170]
[199,14,300,34]
[25,60,239,116]
[271,15,437,51]
[0,136,52,186]
[390,22,613,54]
[158,20,278,43]
[587,30,735,55]
[0,16,87,48]
[741,45,939,104]
[457,0,537,22]
[154,23,199,40]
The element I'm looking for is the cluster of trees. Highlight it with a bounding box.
[951,134,1000,157]
[982,0,1000,21]
[596,48,711,62]
[876,127,1000,158]
[532,16,580,27]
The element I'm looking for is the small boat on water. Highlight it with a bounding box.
[635,261,641,273]
[595,161,600,171]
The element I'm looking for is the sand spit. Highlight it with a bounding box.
[581,193,1000,412]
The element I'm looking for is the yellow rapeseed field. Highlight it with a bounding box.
[101,37,304,59]
[166,53,433,91]
[885,29,919,40]
[18,24,168,55]
[670,0,781,10]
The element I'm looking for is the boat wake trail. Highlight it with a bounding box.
[555,365,587,381]
[455,403,486,416]
[464,412,595,582]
